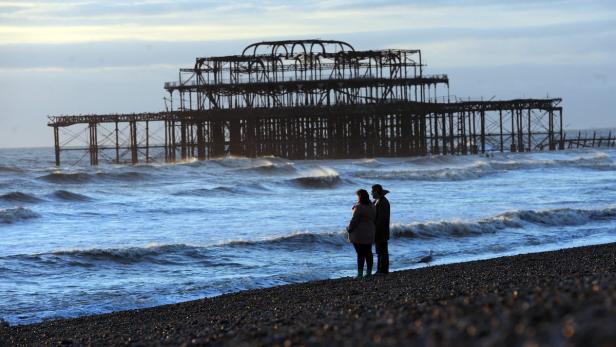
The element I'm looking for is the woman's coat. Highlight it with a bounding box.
[347,203,376,244]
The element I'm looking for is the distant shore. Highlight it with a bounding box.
[3,243,616,346]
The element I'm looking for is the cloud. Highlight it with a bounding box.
[0,0,614,148]
[395,25,616,68]
[0,0,614,44]
[0,63,178,73]
[0,17,613,70]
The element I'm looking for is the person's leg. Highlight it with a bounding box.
[381,241,389,274]
[375,241,384,273]
[363,244,373,276]
[353,243,364,277]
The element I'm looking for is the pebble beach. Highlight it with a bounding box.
[3,243,616,346]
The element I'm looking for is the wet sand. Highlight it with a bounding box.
[3,243,616,346]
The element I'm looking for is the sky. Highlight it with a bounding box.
[0,0,615,148]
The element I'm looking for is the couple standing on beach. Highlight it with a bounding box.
[346,184,390,278]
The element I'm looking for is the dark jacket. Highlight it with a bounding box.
[374,196,390,242]
[347,203,376,244]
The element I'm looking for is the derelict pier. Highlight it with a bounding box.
[48,39,566,166]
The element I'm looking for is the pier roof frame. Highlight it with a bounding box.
[164,75,449,94]
[241,39,356,56]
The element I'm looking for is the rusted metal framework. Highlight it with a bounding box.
[49,39,568,166]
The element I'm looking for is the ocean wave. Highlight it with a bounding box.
[237,163,297,175]
[354,152,615,181]
[289,175,342,188]
[38,171,148,184]
[489,152,615,171]
[392,206,616,239]
[174,187,238,196]
[2,234,339,271]
[3,206,615,266]
[0,192,44,203]
[226,231,347,248]
[4,232,347,267]
[289,166,342,188]
[0,207,40,224]
[38,172,92,184]
[50,244,194,264]
[352,158,383,168]
[355,162,491,181]
[502,207,616,226]
[51,190,93,202]
[207,156,267,168]
[0,165,23,174]
[95,171,149,181]
[173,183,268,196]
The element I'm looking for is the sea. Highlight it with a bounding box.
[1,146,615,325]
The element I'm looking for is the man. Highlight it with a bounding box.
[371,184,390,274]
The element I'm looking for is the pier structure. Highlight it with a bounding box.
[48,39,566,166]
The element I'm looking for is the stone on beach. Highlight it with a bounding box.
[3,243,616,346]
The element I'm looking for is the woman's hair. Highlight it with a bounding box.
[356,189,371,205]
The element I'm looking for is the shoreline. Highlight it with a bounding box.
[3,243,616,346]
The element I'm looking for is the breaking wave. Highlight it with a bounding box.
[355,152,616,181]
[3,233,347,266]
[226,231,347,248]
[352,158,383,168]
[0,207,40,224]
[489,152,615,171]
[49,244,197,265]
[51,190,93,202]
[207,156,282,169]
[392,206,616,239]
[237,163,297,175]
[2,232,346,267]
[3,205,615,268]
[355,162,491,181]
[0,192,43,203]
[289,166,342,188]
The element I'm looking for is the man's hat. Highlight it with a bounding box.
[371,184,389,195]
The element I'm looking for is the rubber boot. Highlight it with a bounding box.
[365,266,372,278]
[356,269,363,279]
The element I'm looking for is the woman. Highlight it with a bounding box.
[347,189,376,278]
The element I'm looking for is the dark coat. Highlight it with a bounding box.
[347,203,376,244]
[374,196,390,242]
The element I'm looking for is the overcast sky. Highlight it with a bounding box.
[0,0,615,148]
